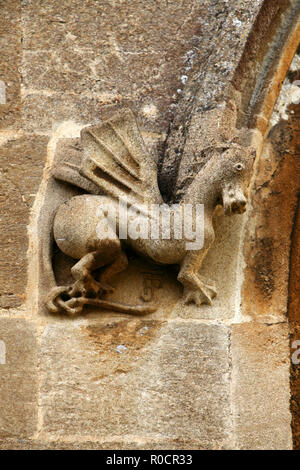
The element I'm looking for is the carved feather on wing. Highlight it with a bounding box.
[80,108,162,205]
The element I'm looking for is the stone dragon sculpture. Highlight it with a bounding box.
[46,108,255,316]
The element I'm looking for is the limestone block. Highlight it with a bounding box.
[0,135,47,308]
[22,0,203,53]
[231,322,292,450]
[22,48,176,117]
[0,318,38,438]
[21,0,207,135]
[40,320,231,448]
[22,93,99,134]
[0,0,21,128]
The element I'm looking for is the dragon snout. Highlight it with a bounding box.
[222,187,247,215]
[231,197,247,214]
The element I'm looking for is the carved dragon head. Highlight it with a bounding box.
[219,144,256,215]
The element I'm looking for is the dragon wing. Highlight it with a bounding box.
[80,108,162,206]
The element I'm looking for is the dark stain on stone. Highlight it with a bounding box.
[253,237,275,298]
[82,319,165,378]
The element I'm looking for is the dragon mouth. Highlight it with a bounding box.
[224,200,247,215]
[222,185,248,216]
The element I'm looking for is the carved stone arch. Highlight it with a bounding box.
[232,0,300,135]
[229,0,300,449]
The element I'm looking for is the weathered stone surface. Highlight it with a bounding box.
[290,323,300,451]
[22,93,99,134]
[160,0,300,201]
[22,0,202,52]
[242,106,300,321]
[160,0,266,198]
[21,0,209,135]
[289,196,300,449]
[170,215,246,320]
[40,321,231,448]
[0,318,38,438]
[231,322,292,450]
[0,436,202,450]
[22,48,178,119]
[0,0,21,128]
[239,57,300,447]
[286,111,300,326]
[0,135,47,308]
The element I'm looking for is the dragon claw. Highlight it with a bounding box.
[183,284,217,307]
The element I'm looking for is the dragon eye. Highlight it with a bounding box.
[235,163,244,171]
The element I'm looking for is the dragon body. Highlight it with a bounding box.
[47,108,255,315]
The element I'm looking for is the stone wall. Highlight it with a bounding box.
[0,0,299,450]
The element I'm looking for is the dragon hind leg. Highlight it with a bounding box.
[98,251,128,287]
[70,250,116,298]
